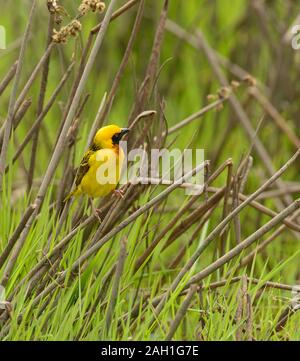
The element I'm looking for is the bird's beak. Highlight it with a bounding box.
[112,128,130,144]
[119,128,130,139]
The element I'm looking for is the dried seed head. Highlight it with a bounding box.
[243,74,257,87]
[52,20,82,43]
[231,80,240,90]
[79,0,106,16]
[47,0,68,24]
[47,0,59,14]
[78,3,90,16]
[207,94,217,102]
[218,86,231,99]
[71,20,82,31]
[216,103,224,111]
[54,15,63,25]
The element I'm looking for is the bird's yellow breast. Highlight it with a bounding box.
[80,147,124,198]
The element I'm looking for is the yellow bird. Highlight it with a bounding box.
[65,124,129,201]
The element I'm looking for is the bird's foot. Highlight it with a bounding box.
[93,208,102,223]
[89,199,102,222]
[113,188,125,199]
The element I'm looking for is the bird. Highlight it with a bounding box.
[65,124,129,202]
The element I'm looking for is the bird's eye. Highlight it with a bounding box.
[112,129,129,144]
[112,133,120,144]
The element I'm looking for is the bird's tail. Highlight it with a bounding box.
[64,187,81,202]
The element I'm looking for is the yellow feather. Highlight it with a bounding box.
[64,186,82,202]
[65,125,128,201]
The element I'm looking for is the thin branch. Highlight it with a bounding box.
[150,150,300,324]
[0,0,37,184]
[105,238,127,333]
[27,162,208,309]
[6,62,74,172]
[27,15,54,191]
[186,198,300,287]
[165,284,197,341]
[0,61,18,96]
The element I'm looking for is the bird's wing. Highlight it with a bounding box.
[75,149,94,186]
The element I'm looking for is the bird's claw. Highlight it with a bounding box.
[89,198,102,222]
[93,208,102,222]
[113,188,125,199]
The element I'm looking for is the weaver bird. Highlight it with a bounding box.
[65,124,129,201]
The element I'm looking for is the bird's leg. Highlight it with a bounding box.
[89,198,102,222]
[113,187,125,199]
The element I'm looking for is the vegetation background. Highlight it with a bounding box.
[0,0,299,340]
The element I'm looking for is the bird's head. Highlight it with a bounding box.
[93,124,130,150]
